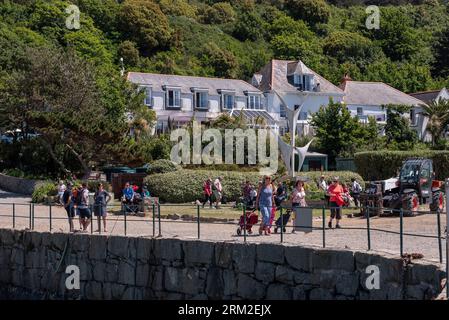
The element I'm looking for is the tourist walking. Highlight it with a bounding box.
[350,177,362,207]
[62,182,74,232]
[94,183,111,232]
[327,177,344,229]
[57,180,66,206]
[213,176,223,209]
[256,175,275,236]
[202,178,213,208]
[78,183,91,231]
[290,180,307,233]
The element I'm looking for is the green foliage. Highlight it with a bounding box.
[310,99,365,163]
[145,169,364,203]
[432,24,449,79]
[32,182,58,203]
[117,0,172,54]
[147,159,180,175]
[285,0,330,26]
[355,150,449,181]
[383,105,418,150]
[158,0,197,18]
[200,2,235,24]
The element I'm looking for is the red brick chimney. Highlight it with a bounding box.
[339,73,352,90]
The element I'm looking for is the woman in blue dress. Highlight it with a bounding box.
[256,175,275,236]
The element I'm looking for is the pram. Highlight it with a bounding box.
[273,209,291,233]
[236,208,258,235]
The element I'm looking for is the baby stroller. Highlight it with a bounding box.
[274,209,291,234]
[236,208,258,235]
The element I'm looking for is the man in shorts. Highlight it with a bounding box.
[78,183,91,231]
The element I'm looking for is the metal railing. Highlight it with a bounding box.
[0,201,446,260]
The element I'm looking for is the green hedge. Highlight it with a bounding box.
[144,169,364,203]
[354,150,449,181]
[147,159,180,175]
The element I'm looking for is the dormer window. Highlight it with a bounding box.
[247,95,261,109]
[195,91,208,109]
[219,89,236,110]
[163,85,181,109]
[138,85,153,107]
[287,73,314,91]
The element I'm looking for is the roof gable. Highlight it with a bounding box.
[255,59,344,95]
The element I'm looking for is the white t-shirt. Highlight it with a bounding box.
[214,179,222,192]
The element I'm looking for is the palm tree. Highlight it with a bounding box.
[420,98,449,146]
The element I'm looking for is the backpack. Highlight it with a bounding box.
[74,189,83,206]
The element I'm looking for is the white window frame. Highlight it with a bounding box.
[222,94,234,110]
[194,91,209,109]
[166,89,181,109]
[247,94,261,110]
[357,107,363,116]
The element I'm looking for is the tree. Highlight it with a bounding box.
[0,46,155,178]
[201,2,236,24]
[201,42,239,78]
[117,0,172,54]
[118,40,140,67]
[310,99,364,163]
[232,10,266,41]
[432,25,449,79]
[323,31,384,69]
[362,7,420,61]
[383,104,418,150]
[285,0,330,26]
[419,98,449,146]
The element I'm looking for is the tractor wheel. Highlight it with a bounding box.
[430,191,444,212]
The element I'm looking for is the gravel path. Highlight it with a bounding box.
[0,189,446,264]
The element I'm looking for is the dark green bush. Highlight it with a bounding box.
[144,169,364,203]
[32,182,58,203]
[147,159,180,175]
[354,150,449,181]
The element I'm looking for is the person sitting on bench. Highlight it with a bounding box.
[122,182,135,211]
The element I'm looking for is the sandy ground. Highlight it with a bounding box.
[0,189,447,264]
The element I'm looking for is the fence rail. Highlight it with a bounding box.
[0,201,446,262]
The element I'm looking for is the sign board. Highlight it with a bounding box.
[293,207,313,233]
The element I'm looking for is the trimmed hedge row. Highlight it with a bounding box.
[144,169,364,203]
[354,150,449,181]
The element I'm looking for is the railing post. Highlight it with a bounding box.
[437,206,442,264]
[90,204,93,234]
[124,204,127,236]
[32,203,34,230]
[366,204,371,251]
[197,204,200,239]
[322,206,326,248]
[399,208,404,257]
[243,204,247,243]
[29,203,32,229]
[445,178,449,300]
[12,203,15,229]
[49,203,52,232]
[152,202,156,237]
[158,203,161,237]
[280,206,284,243]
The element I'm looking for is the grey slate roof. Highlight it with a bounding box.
[127,72,261,96]
[409,89,444,104]
[256,59,344,95]
[340,81,425,106]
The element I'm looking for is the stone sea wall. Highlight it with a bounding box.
[0,174,44,195]
[0,228,445,300]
